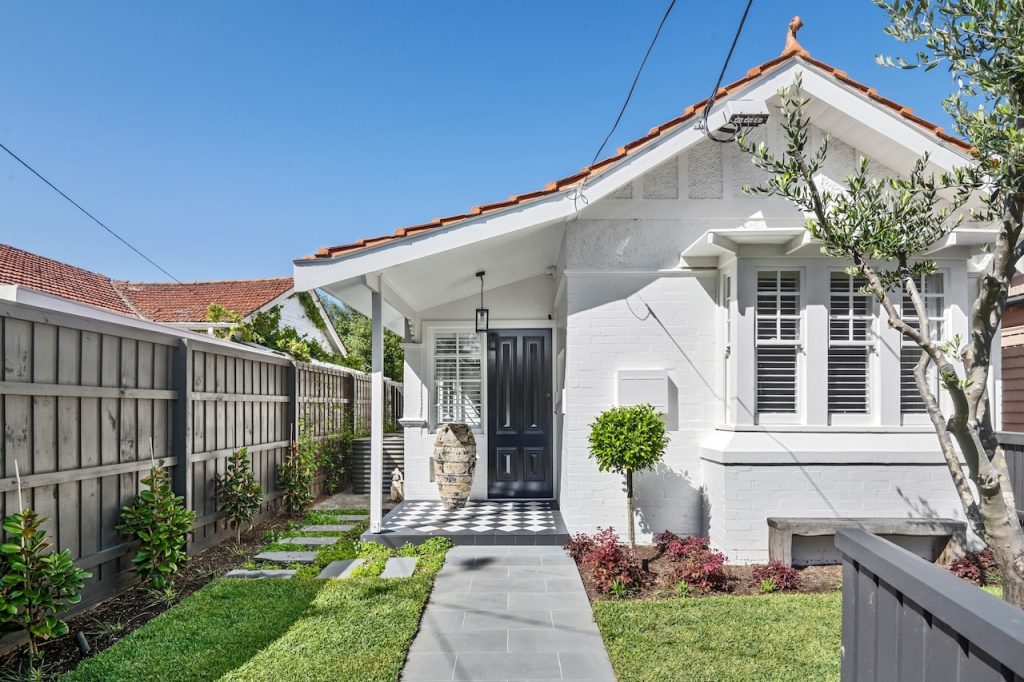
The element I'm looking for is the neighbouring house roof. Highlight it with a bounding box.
[112,278,293,323]
[1,243,290,323]
[0,242,137,316]
[302,21,972,264]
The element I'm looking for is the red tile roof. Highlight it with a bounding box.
[112,278,293,322]
[306,28,972,263]
[0,243,137,316]
[1,243,293,323]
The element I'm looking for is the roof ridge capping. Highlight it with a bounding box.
[303,16,973,263]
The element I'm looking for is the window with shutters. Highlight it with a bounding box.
[433,331,482,428]
[755,271,801,417]
[828,273,874,417]
[901,273,945,416]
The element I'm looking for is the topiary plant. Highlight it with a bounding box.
[215,447,263,544]
[117,466,196,592]
[0,508,90,662]
[588,404,669,547]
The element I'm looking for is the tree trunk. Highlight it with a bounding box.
[625,470,635,549]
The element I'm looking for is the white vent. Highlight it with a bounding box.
[828,273,873,414]
[755,271,801,414]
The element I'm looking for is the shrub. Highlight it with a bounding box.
[279,426,317,514]
[117,466,196,592]
[319,426,354,494]
[950,548,1000,586]
[215,447,263,544]
[654,530,681,553]
[0,509,91,659]
[665,536,711,562]
[751,560,801,592]
[662,535,728,593]
[588,405,669,547]
[759,578,778,594]
[564,532,596,562]
[580,527,649,594]
[608,580,629,599]
[675,581,691,598]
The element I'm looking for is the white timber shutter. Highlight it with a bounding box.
[434,332,482,427]
[828,273,874,415]
[755,271,801,414]
[901,274,945,414]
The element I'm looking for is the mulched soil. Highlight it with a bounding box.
[577,544,843,602]
[0,502,329,678]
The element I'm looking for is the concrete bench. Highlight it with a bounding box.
[767,517,966,567]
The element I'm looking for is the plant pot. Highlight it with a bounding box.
[433,423,477,510]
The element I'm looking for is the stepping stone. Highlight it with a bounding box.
[381,557,418,578]
[224,569,296,580]
[317,559,365,579]
[278,536,339,547]
[254,551,318,564]
[301,524,353,533]
[334,514,368,521]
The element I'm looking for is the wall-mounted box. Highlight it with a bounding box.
[616,370,668,413]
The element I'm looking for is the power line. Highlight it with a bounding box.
[0,140,191,286]
[572,0,677,206]
[699,0,756,142]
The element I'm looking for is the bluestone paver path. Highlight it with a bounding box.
[401,545,615,681]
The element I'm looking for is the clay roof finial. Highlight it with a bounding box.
[783,16,806,56]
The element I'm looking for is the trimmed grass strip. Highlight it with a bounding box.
[594,592,842,682]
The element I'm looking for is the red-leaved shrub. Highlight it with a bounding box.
[564,532,595,562]
[657,532,728,592]
[654,530,681,553]
[751,560,801,591]
[950,548,1000,586]
[579,527,649,594]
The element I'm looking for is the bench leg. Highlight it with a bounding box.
[768,530,793,566]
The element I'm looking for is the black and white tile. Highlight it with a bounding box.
[381,500,561,536]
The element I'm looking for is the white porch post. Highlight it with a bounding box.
[370,277,384,533]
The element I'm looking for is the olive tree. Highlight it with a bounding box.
[739,0,1024,606]
[588,404,669,548]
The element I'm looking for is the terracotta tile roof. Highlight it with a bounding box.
[1,242,293,323]
[0,243,136,316]
[112,278,293,323]
[305,26,972,263]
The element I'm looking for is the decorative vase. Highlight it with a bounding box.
[433,423,477,510]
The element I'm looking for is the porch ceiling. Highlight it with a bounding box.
[316,219,566,325]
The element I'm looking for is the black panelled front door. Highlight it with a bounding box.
[487,329,553,498]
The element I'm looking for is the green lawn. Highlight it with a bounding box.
[63,511,449,682]
[594,592,842,682]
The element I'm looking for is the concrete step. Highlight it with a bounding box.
[254,551,318,564]
[224,569,296,580]
[318,558,365,579]
[278,536,340,547]
[381,557,418,578]
[300,524,354,533]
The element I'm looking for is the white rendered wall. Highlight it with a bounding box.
[276,296,336,351]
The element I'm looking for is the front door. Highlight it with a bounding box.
[487,329,553,498]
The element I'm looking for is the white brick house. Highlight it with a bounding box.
[294,35,992,562]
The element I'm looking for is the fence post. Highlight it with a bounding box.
[344,371,356,436]
[287,361,299,437]
[172,339,194,543]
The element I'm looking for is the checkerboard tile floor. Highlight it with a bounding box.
[381,500,562,536]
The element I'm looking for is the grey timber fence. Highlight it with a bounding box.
[997,431,1024,517]
[837,529,1024,681]
[0,298,400,620]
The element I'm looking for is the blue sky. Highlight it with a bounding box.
[0,1,955,281]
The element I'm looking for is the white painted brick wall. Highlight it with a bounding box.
[560,273,716,541]
[701,459,967,563]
